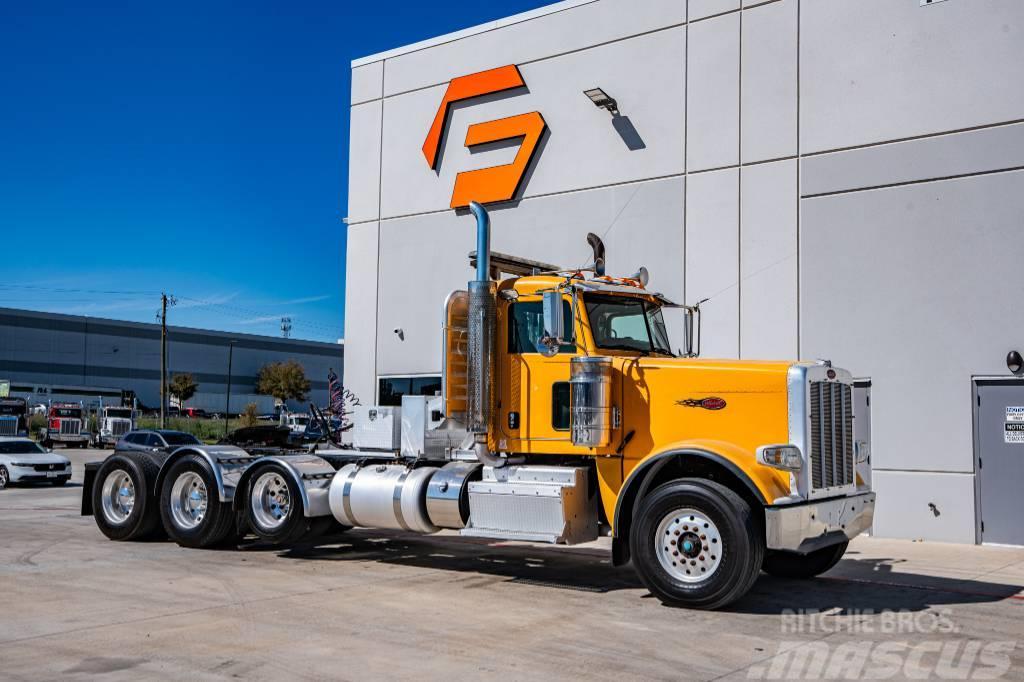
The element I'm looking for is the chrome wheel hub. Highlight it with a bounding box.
[655,508,722,583]
[169,471,208,530]
[251,472,291,530]
[100,469,135,525]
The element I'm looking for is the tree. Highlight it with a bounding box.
[255,360,311,405]
[168,373,199,406]
[239,402,259,428]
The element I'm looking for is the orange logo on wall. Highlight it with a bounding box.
[422,64,546,209]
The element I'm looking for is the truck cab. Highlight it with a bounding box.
[0,397,29,437]
[94,406,136,448]
[42,402,89,448]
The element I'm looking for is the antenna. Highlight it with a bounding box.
[280,317,292,339]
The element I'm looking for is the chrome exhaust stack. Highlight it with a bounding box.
[465,202,513,468]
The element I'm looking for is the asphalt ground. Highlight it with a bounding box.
[1,448,1023,680]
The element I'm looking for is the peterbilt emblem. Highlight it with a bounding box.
[676,397,727,410]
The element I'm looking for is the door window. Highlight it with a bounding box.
[508,300,576,354]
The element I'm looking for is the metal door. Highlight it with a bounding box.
[973,378,1024,545]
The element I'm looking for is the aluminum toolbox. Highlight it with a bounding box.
[461,465,598,545]
[352,406,401,451]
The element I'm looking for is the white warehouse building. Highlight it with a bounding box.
[343,0,1024,545]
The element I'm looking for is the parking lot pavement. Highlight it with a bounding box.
[1,448,1022,681]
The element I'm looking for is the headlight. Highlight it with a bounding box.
[757,444,803,471]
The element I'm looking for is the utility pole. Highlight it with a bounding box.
[224,340,236,437]
[159,293,176,429]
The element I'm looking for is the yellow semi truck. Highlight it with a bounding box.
[84,201,874,610]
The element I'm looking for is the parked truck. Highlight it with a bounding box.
[92,404,136,448]
[42,402,90,448]
[0,397,29,437]
[82,203,874,609]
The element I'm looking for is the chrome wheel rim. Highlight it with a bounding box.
[251,471,291,530]
[169,471,208,530]
[100,469,135,524]
[655,508,723,583]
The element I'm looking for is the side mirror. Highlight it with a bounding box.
[538,291,565,357]
[682,302,703,358]
[683,308,694,357]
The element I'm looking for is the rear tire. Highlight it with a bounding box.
[92,455,161,541]
[160,455,236,548]
[762,540,848,579]
[630,478,764,610]
[244,463,319,545]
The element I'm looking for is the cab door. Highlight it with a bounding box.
[497,296,578,453]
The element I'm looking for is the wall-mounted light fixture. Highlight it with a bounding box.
[584,87,618,116]
[1008,350,1023,377]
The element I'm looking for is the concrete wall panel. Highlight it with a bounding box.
[351,61,383,105]
[379,28,686,220]
[802,170,1024,473]
[801,0,1024,153]
[687,12,740,171]
[686,168,739,357]
[741,0,797,163]
[871,470,976,544]
[381,0,686,96]
[689,0,739,22]
[347,100,382,223]
[740,159,797,359]
[343,222,380,404]
[802,121,1024,198]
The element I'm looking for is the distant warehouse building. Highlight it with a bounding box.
[0,307,343,414]
[344,0,1024,545]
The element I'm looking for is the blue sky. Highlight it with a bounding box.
[0,0,551,342]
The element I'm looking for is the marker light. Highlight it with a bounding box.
[757,444,803,471]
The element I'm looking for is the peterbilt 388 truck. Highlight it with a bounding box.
[83,202,874,609]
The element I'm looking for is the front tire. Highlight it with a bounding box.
[762,540,848,579]
[630,479,764,610]
[92,455,161,541]
[160,455,236,548]
[0,466,9,490]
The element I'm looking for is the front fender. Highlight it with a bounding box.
[614,438,790,536]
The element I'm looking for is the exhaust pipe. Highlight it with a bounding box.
[466,202,519,468]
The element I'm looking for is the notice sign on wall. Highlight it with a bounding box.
[1006,423,1024,444]
[1006,406,1024,422]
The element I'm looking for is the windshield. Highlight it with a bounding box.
[584,294,674,356]
[106,409,133,419]
[292,417,310,425]
[0,400,25,415]
[0,441,46,455]
[162,433,200,446]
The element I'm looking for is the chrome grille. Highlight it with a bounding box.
[111,420,131,436]
[809,381,854,490]
[0,417,17,436]
[60,419,81,435]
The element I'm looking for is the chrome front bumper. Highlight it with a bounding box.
[765,492,875,554]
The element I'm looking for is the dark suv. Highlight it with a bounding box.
[115,430,201,455]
